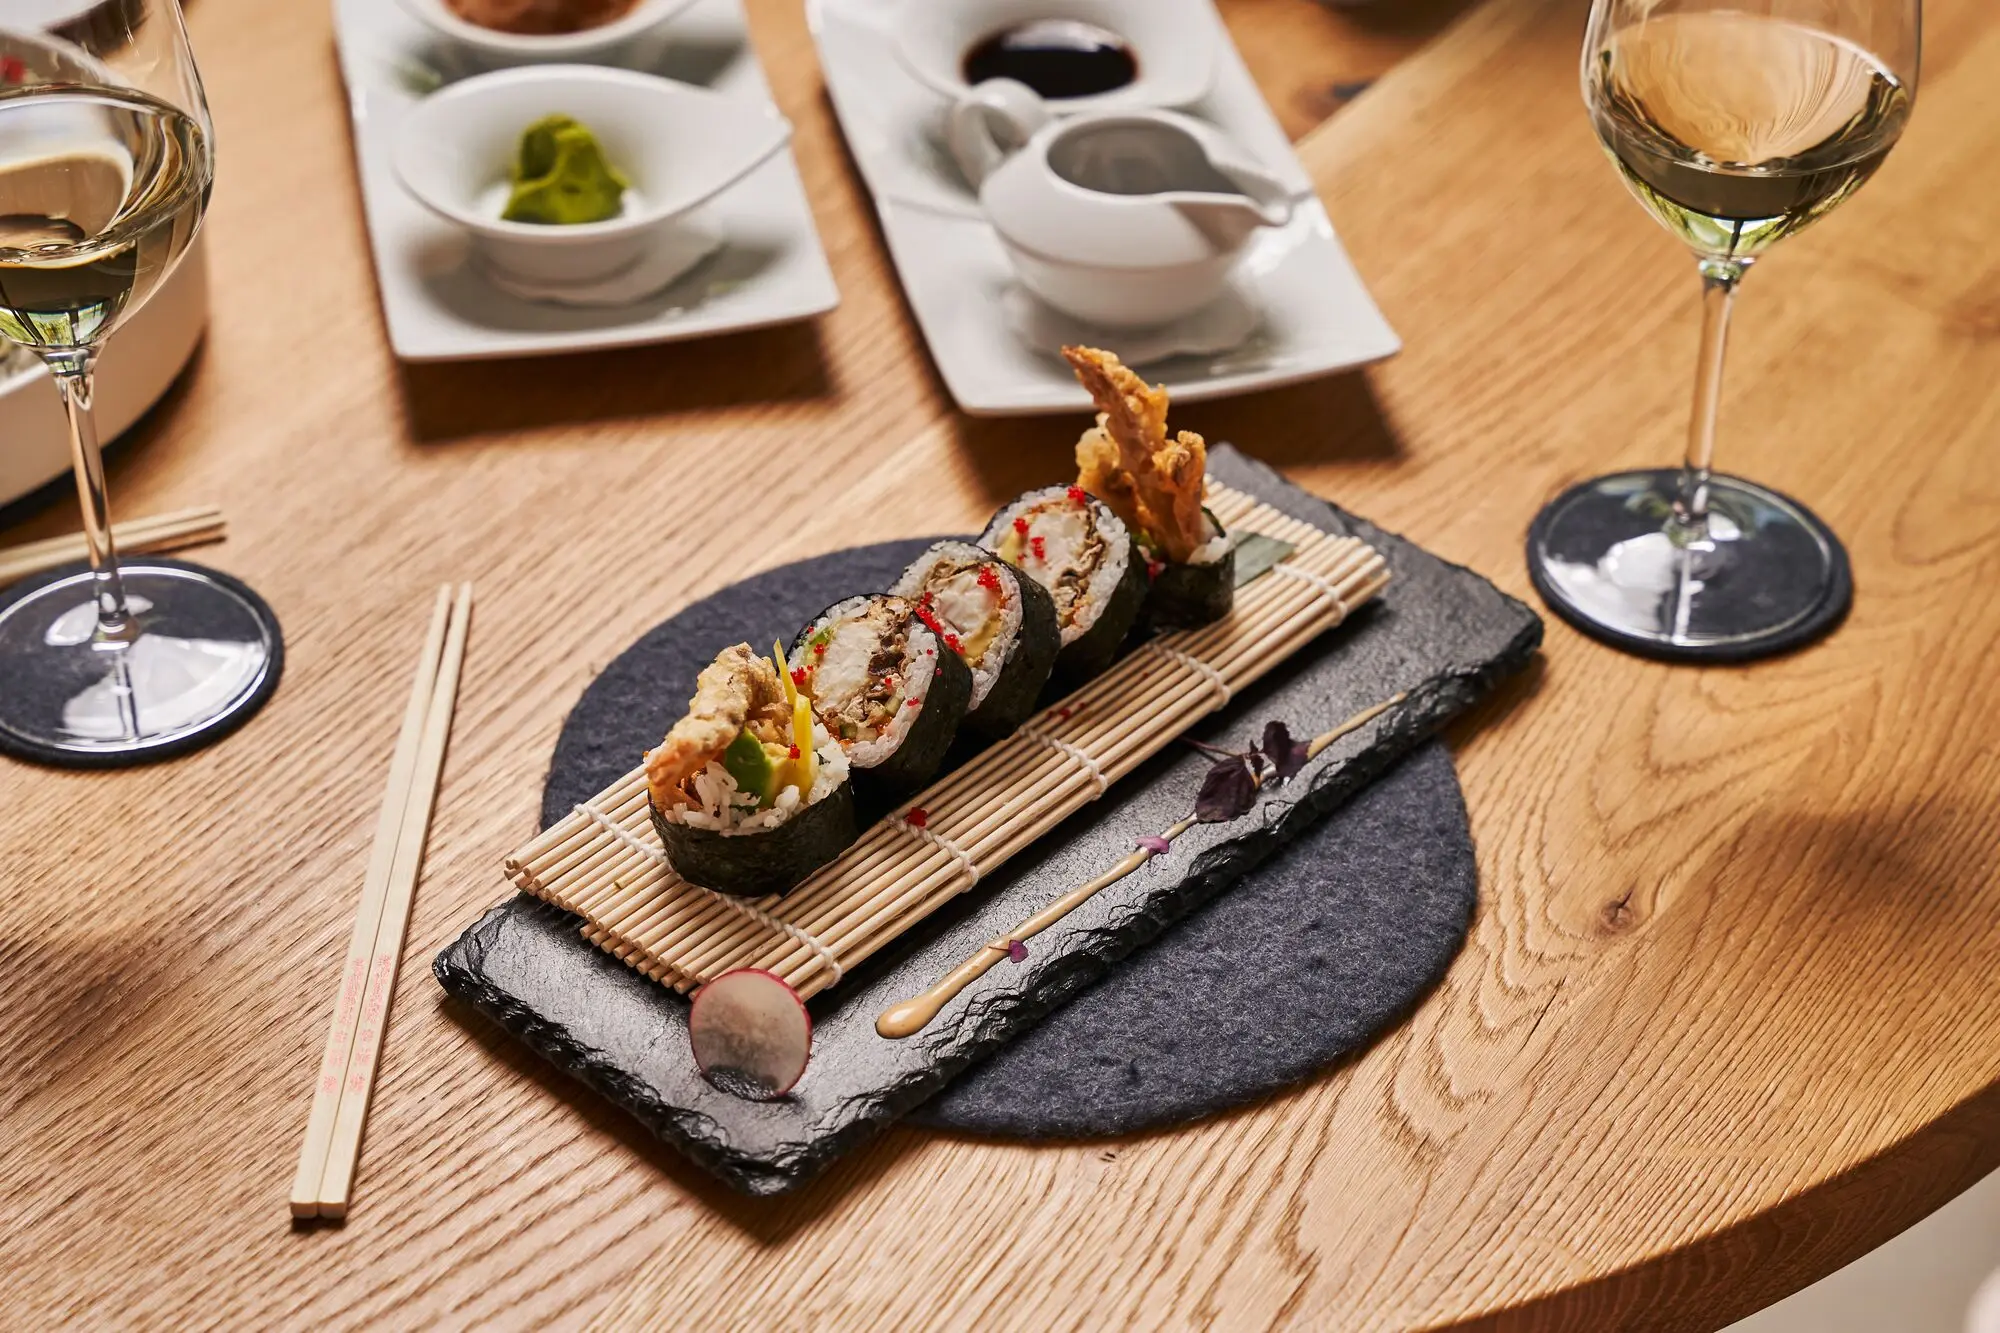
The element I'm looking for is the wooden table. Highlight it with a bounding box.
[6,0,1999,1326]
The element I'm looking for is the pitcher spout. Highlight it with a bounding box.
[1169,189,1292,251]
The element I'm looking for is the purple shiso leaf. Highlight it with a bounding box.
[1260,720,1313,783]
[1195,757,1258,823]
[1006,939,1029,963]
[1135,835,1173,855]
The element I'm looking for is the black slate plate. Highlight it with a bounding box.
[435,449,1542,1195]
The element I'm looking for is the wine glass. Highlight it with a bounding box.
[1527,0,1920,660]
[0,0,280,764]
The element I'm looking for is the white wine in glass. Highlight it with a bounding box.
[1527,0,1919,660]
[0,4,280,764]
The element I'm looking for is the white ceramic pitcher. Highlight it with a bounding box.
[948,79,1294,330]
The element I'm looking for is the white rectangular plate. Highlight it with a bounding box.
[332,0,840,363]
[808,0,1400,415]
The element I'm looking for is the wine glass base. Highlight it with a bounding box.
[1526,469,1852,663]
[0,558,283,768]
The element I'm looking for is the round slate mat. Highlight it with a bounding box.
[542,540,1477,1139]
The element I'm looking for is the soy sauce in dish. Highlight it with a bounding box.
[962,20,1138,100]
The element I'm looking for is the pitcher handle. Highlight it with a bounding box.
[947,78,1051,189]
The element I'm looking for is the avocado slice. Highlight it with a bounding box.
[722,729,783,808]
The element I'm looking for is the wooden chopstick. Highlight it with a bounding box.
[314,582,472,1219]
[289,586,451,1219]
[288,583,472,1221]
[0,506,226,584]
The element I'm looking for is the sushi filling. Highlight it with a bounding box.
[991,487,1132,647]
[647,643,849,836]
[893,548,1021,711]
[798,596,942,769]
[674,722,848,833]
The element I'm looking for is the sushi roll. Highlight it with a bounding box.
[890,541,1060,741]
[791,594,973,801]
[1136,510,1234,629]
[646,643,857,898]
[1065,345,1235,629]
[980,485,1147,689]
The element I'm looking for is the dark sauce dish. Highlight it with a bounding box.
[962,19,1138,100]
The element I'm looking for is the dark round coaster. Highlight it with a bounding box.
[543,539,1478,1140]
[0,557,285,769]
[1526,469,1853,664]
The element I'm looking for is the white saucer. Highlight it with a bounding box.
[332,0,839,361]
[1001,284,1262,368]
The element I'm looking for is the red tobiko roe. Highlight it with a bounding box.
[944,633,962,652]
[904,807,928,828]
[788,745,801,759]
[1029,536,1047,561]
[1012,516,1030,536]
[790,666,809,688]
[976,565,1002,592]
[687,969,811,1101]
[1067,485,1088,504]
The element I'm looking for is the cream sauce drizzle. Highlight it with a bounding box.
[874,692,1409,1039]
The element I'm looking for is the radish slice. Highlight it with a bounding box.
[688,969,811,1100]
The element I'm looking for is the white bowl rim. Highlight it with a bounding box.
[391,65,792,242]
[395,0,702,56]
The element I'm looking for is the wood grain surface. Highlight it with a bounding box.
[3,0,1998,1328]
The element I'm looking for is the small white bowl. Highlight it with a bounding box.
[395,0,701,66]
[893,0,1216,114]
[391,65,791,288]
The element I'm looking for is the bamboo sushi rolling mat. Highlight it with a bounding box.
[506,481,1389,999]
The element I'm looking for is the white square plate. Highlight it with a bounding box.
[332,0,840,362]
[807,0,1400,415]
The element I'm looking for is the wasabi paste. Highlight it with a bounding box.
[501,114,629,225]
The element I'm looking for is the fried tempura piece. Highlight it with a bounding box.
[1075,422,1146,535]
[645,644,790,808]
[1062,346,1210,562]
[1153,429,1210,564]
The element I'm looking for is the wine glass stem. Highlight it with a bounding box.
[46,350,135,645]
[1674,258,1748,542]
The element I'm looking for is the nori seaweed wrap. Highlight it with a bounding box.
[890,541,1060,741]
[1141,507,1235,629]
[981,485,1146,690]
[792,593,973,802]
[650,784,856,899]
[645,643,858,898]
